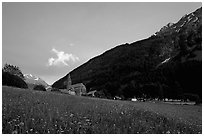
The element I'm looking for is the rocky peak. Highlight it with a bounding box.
[155,7,202,37]
[24,74,48,87]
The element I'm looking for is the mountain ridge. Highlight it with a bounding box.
[24,74,49,89]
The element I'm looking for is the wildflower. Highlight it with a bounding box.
[19,122,24,126]
[70,113,74,117]
[78,122,82,125]
[166,130,170,134]
[12,130,18,134]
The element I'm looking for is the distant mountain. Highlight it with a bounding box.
[155,7,201,37]
[52,7,202,101]
[24,74,48,89]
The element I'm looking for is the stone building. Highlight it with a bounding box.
[66,74,86,96]
[46,86,52,92]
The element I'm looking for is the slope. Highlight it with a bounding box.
[52,7,202,101]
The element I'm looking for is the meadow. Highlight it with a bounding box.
[2,86,202,134]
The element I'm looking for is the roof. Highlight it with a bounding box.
[71,83,85,88]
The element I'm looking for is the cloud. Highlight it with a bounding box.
[69,43,74,46]
[48,48,79,66]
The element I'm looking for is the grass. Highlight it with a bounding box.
[2,86,202,134]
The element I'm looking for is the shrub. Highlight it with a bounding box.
[33,85,46,91]
[182,93,201,104]
[51,88,61,92]
[94,90,106,98]
[2,72,28,89]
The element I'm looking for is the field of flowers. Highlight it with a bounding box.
[2,86,202,134]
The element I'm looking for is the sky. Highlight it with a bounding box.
[2,2,202,85]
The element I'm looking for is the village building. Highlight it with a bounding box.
[114,96,122,100]
[131,98,137,102]
[66,74,86,96]
[87,90,97,97]
[46,86,52,92]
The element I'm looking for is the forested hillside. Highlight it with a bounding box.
[52,7,202,102]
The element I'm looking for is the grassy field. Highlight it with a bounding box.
[2,86,202,134]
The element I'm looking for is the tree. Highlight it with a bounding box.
[33,85,46,91]
[2,71,28,89]
[51,88,61,93]
[2,63,24,80]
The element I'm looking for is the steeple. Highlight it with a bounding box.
[67,74,72,90]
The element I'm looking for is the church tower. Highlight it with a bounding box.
[67,74,72,90]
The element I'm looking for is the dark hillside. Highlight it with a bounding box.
[52,7,202,101]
